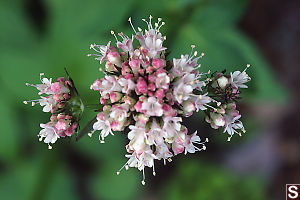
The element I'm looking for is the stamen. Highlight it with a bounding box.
[111,30,119,42]
[117,159,130,175]
[128,17,137,34]
[152,162,156,176]
[48,144,52,150]
[227,136,232,142]
[141,168,146,185]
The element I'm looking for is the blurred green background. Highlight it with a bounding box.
[1,0,299,199]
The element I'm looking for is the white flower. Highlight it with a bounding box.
[173,82,193,104]
[128,125,147,155]
[184,131,200,154]
[36,77,53,95]
[93,117,113,139]
[110,104,129,123]
[162,116,182,139]
[155,72,170,90]
[39,96,56,112]
[118,78,136,94]
[155,143,173,162]
[116,33,134,54]
[99,76,122,96]
[89,41,111,63]
[39,123,59,144]
[136,149,157,170]
[171,57,195,77]
[194,94,211,111]
[146,119,164,145]
[142,97,163,116]
[230,70,250,89]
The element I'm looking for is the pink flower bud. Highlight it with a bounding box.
[152,58,165,69]
[107,51,122,67]
[155,89,165,99]
[110,92,123,103]
[111,120,122,131]
[148,91,154,96]
[136,77,147,95]
[57,113,65,120]
[91,79,102,91]
[50,115,57,121]
[134,101,143,112]
[65,128,74,136]
[105,61,117,72]
[63,93,70,100]
[148,83,156,91]
[97,112,105,120]
[57,131,66,137]
[124,96,136,106]
[51,82,62,93]
[129,59,140,68]
[55,120,68,131]
[138,68,145,76]
[65,115,71,120]
[53,94,62,102]
[121,61,131,75]
[162,104,177,117]
[146,66,154,74]
[100,97,107,105]
[137,113,149,124]
[57,77,66,82]
[148,74,156,83]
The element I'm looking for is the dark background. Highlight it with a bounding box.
[0,0,299,199]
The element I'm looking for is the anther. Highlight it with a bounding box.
[23,101,28,104]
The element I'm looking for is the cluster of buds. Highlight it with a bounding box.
[24,72,83,149]
[88,16,251,184]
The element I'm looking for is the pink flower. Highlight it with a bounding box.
[152,58,165,69]
[135,77,148,95]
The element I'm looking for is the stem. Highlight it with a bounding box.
[76,116,97,142]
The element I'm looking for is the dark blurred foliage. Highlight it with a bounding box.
[0,0,298,199]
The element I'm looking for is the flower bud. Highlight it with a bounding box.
[107,51,122,67]
[217,76,229,89]
[182,100,196,113]
[110,92,123,103]
[210,113,225,127]
[152,58,165,69]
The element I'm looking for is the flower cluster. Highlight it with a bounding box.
[24,15,251,185]
[88,16,251,184]
[24,73,83,149]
